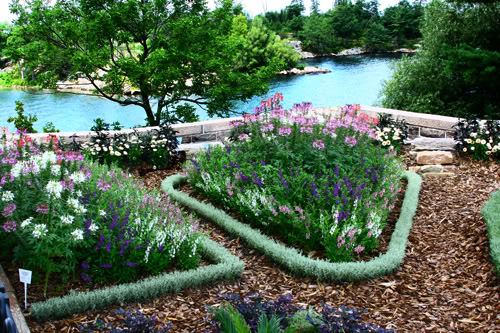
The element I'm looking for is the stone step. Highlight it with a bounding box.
[416,151,455,165]
[408,137,457,151]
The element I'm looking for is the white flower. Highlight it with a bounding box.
[61,215,74,225]
[115,151,122,156]
[88,224,99,232]
[475,139,481,144]
[21,217,33,229]
[481,139,486,145]
[125,144,129,149]
[10,164,23,178]
[96,146,101,152]
[71,229,84,240]
[51,165,61,176]
[124,151,128,155]
[470,132,477,138]
[2,191,14,202]
[33,224,48,238]
[471,146,475,151]
[76,190,83,197]
[103,146,108,152]
[99,209,106,216]
[69,172,86,184]
[463,147,468,152]
[46,180,63,198]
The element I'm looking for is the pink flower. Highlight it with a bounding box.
[36,204,49,214]
[2,220,16,232]
[312,139,325,150]
[347,229,357,238]
[300,126,313,134]
[367,231,373,237]
[238,134,249,141]
[354,245,365,254]
[2,204,16,217]
[278,127,292,136]
[345,136,357,146]
[262,123,274,133]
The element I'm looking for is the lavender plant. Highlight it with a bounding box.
[186,96,404,262]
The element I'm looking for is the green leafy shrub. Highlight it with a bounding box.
[82,119,180,170]
[187,94,404,262]
[453,118,500,160]
[42,122,60,133]
[7,101,38,133]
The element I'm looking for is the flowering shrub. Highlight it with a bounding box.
[454,118,500,160]
[187,95,404,262]
[373,113,408,152]
[81,120,180,170]
[0,129,201,293]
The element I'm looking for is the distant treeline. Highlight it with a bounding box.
[260,0,424,53]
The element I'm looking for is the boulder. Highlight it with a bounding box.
[416,151,454,165]
[335,47,366,56]
[410,137,457,151]
[278,66,331,75]
[419,165,444,173]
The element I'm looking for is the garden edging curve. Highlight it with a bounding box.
[162,171,422,282]
[29,237,244,322]
[482,188,500,279]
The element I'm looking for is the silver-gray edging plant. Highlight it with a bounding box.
[162,171,422,282]
[30,237,244,322]
[481,188,500,279]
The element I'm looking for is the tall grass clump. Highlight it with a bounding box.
[186,94,404,262]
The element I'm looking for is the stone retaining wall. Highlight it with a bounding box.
[26,106,459,144]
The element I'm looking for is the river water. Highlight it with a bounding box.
[0,54,401,132]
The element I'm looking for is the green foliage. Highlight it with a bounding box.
[382,0,424,47]
[231,16,299,72]
[381,0,500,119]
[7,0,286,126]
[362,20,391,52]
[42,122,60,133]
[482,187,500,279]
[300,15,340,54]
[163,166,422,282]
[7,100,38,133]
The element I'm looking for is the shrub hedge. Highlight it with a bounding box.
[482,189,500,279]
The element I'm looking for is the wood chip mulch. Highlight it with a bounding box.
[22,158,500,332]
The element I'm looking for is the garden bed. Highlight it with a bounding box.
[24,157,500,332]
[162,172,421,281]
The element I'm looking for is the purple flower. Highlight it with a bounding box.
[81,261,90,269]
[252,172,263,188]
[240,172,251,183]
[312,139,325,150]
[123,262,137,267]
[81,273,89,281]
[278,127,292,136]
[2,203,16,217]
[345,136,357,146]
[334,165,339,177]
[238,134,249,141]
[2,220,16,232]
[311,182,320,199]
[99,264,112,269]
[36,204,49,214]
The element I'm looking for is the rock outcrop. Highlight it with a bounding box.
[279,66,331,75]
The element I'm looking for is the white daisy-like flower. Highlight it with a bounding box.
[33,224,48,238]
[99,210,106,216]
[46,180,63,198]
[2,191,14,202]
[21,217,34,229]
[71,229,84,240]
[61,215,74,225]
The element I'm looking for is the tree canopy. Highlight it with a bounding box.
[381,0,500,119]
[8,0,297,126]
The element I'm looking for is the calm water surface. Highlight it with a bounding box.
[0,54,401,132]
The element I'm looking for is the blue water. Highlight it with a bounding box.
[0,54,401,132]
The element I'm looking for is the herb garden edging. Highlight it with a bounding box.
[162,171,422,282]
[482,188,500,279]
[29,237,244,322]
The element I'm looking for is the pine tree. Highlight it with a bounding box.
[311,0,320,14]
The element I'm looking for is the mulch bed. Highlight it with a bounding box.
[15,157,500,332]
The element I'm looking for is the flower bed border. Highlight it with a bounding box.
[481,188,500,279]
[162,171,422,282]
[30,237,244,322]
